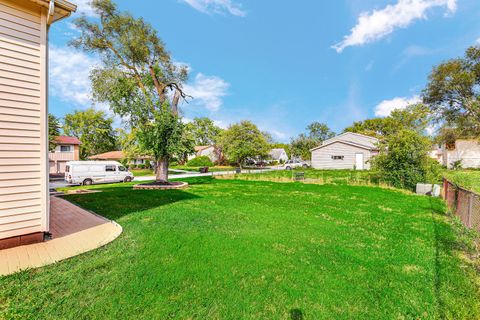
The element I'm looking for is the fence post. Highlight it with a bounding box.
[442,178,447,200]
[468,193,473,228]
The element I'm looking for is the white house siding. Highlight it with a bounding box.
[199,146,219,162]
[0,0,48,239]
[311,142,374,170]
[443,140,480,169]
[322,132,378,149]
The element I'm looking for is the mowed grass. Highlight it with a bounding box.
[444,170,480,194]
[1,178,479,319]
[219,168,383,186]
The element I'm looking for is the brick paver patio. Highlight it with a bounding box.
[0,197,122,276]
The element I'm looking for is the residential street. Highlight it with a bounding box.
[50,168,281,189]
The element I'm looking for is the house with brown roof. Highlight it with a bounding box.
[0,0,76,248]
[89,151,151,166]
[189,145,222,163]
[49,135,81,174]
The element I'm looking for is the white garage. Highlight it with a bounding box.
[311,132,379,170]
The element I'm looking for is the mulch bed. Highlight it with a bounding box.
[133,181,188,190]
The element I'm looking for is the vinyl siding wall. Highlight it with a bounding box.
[311,142,375,170]
[443,140,480,169]
[0,0,48,239]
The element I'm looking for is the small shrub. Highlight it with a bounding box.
[137,164,145,169]
[144,159,151,169]
[187,156,213,167]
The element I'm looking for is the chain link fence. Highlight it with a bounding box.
[443,178,480,231]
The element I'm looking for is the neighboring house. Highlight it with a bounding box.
[268,148,288,162]
[428,145,443,164]
[310,132,379,170]
[0,0,76,248]
[440,139,480,169]
[48,136,81,174]
[189,145,221,163]
[88,151,151,166]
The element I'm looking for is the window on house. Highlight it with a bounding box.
[331,156,344,160]
[60,145,71,152]
[105,165,116,172]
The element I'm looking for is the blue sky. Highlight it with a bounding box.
[48,0,480,142]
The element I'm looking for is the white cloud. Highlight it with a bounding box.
[73,0,97,17]
[332,0,457,53]
[374,95,421,117]
[476,38,480,45]
[270,130,287,140]
[49,46,99,107]
[183,73,230,112]
[181,0,246,17]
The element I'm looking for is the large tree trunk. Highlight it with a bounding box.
[172,90,181,115]
[156,158,169,183]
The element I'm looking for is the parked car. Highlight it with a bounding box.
[283,159,309,170]
[65,161,134,185]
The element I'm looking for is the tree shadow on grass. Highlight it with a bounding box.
[62,184,201,221]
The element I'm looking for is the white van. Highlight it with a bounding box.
[65,161,134,185]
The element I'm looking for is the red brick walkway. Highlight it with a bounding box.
[50,197,108,238]
[0,197,122,276]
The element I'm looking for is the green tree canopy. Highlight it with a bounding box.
[343,104,431,138]
[290,122,335,160]
[371,129,439,190]
[48,114,61,151]
[71,0,189,182]
[185,117,222,146]
[63,108,118,159]
[307,121,336,142]
[218,121,269,167]
[423,45,480,137]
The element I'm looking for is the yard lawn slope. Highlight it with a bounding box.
[1,178,479,319]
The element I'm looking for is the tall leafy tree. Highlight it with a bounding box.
[423,45,480,137]
[307,121,335,142]
[71,0,189,182]
[218,121,269,167]
[344,104,431,138]
[290,134,317,161]
[290,122,335,160]
[185,117,222,146]
[117,127,143,162]
[63,108,118,159]
[177,123,196,164]
[48,113,61,151]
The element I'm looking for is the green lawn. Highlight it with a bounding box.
[130,169,155,176]
[220,168,383,186]
[1,178,479,319]
[444,170,480,194]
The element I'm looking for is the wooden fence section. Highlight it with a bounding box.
[443,178,480,231]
